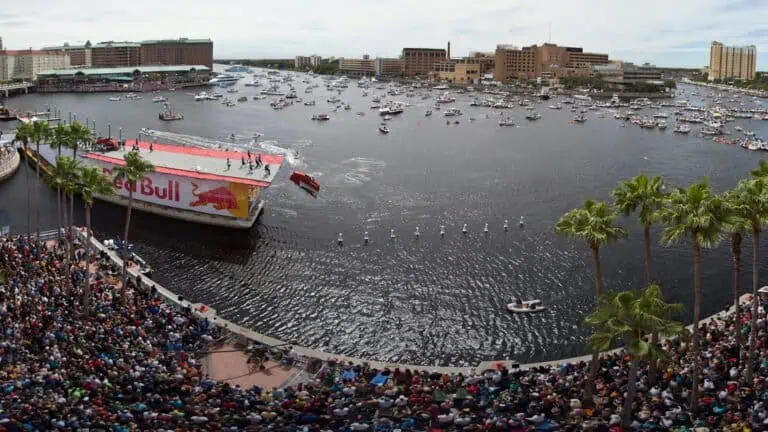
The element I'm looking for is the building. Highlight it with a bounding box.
[42,41,93,67]
[494,42,609,81]
[36,65,210,92]
[0,49,71,80]
[402,47,448,77]
[310,55,322,67]
[622,67,663,82]
[295,56,312,69]
[338,57,375,76]
[91,42,141,68]
[374,57,403,77]
[431,61,481,84]
[709,41,756,81]
[140,38,213,70]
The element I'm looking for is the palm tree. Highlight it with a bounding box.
[555,199,627,402]
[723,188,750,363]
[79,166,115,311]
[31,120,51,246]
[112,151,154,291]
[49,124,71,238]
[12,122,34,237]
[585,285,683,429]
[68,121,92,160]
[726,178,768,385]
[659,180,727,409]
[54,156,81,289]
[612,174,666,283]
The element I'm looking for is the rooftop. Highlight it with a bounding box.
[37,65,210,77]
[94,41,141,48]
[141,38,213,45]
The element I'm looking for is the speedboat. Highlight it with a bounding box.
[507,300,546,313]
[108,96,121,101]
[289,171,320,196]
[378,125,390,134]
[304,100,316,106]
[573,115,588,123]
[673,124,691,134]
[498,118,515,127]
[525,112,541,120]
[311,113,330,121]
[151,95,167,103]
[425,110,432,117]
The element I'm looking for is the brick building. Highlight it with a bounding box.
[91,42,141,68]
[140,38,213,70]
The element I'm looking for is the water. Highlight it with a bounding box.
[2,78,768,366]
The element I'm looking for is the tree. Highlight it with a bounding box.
[49,123,71,239]
[585,285,683,428]
[555,199,628,402]
[68,121,92,160]
[12,121,35,237]
[659,180,727,409]
[723,188,749,363]
[52,156,81,290]
[112,151,154,292]
[78,166,115,311]
[730,177,768,385]
[30,120,52,247]
[612,175,666,283]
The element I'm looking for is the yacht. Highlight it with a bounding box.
[443,107,463,117]
[208,74,240,86]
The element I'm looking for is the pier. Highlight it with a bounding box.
[0,82,35,98]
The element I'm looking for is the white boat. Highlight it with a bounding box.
[304,100,316,106]
[443,107,462,117]
[151,95,167,103]
[525,112,541,120]
[657,120,667,129]
[208,73,240,86]
[108,96,121,102]
[573,115,588,123]
[311,113,330,121]
[244,81,262,87]
[382,115,393,121]
[378,125,390,134]
[498,117,515,127]
[673,124,691,134]
[548,104,562,110]
[507,300,546,313]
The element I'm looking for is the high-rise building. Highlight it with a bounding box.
[295,56,312,69]
[140,38,213,69]
[91,41,141,68]
[374,58,403,77]
[709,41,756,81]
[310,55,322,67]
[42,41,93,67]
[402,47,448,77]
[338,57,375,76]
[493,42,608,81]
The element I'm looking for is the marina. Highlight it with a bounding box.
[1,70,768,365]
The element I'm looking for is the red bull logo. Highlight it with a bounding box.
[189,182,249,218]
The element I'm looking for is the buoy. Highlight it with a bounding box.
[519,216,525,227]
[364,231,369,244]
[462,224,468,234]
[504,219,509,231]
[414,227,420,238]
[390,229,396,239]
[337,233,343,245]
[483,223,489,234]
[440,225,445,237]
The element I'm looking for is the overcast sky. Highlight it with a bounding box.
[1,0,765,68]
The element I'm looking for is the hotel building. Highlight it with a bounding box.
[295,56,312,69]
[42,42,92,67]
[374,58,404,77]
[0,49,71,80]
[402,46,448,77]
[709,41,756,81]
[140,38,213,70]
[338,56,375,76]
[494,42,609,81]
[91,42,141,68]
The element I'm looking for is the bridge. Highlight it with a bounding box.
[0,82,35,98]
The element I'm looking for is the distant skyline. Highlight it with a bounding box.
[1,0,765,69]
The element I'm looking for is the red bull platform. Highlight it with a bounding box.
[33,140,285,229]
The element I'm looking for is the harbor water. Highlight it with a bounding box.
[1,77,767,366]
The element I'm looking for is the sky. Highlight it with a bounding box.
[1,0,766,68]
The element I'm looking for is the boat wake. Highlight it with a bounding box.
[257,140,304,168]
[336,157,386,186]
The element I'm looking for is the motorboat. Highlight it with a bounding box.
[304,100,316,106]
[227,88,239,94]
[525,112,541,120]
[289,171,320,196]
[244,80,262,87]
[151,95,167,103]
[425,110,432,117]
[573,115,588,123]
[378,125,390,134]
[286,91,298,99]
[673,124,691,134]
[443,107,462,117]
[108,96,121,101]
[237,96,248,102]
[311,113,330,121]
[548,104,562,110]
[657,120,668,129]
[507,300,546,313]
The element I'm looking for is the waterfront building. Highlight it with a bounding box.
[310,54,322,67]
[374,57,403,77]
[91,41,141,68]
[709,41,756,81]
[42,41,93,67]
[140,38,213,70]
[36,65,210,92]
[622,66,663,82]
[295,55,312,69]
[402,46,448,77]
[0,49,71,80]
[494,42,609,82]
[338,57,375,77]
[430,61,481,84]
